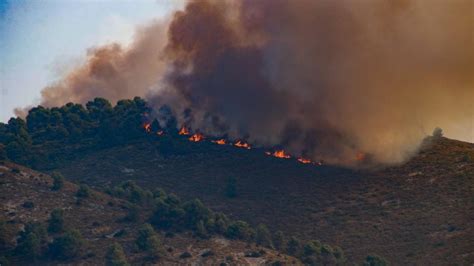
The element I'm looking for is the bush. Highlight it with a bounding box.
[51,172,64,191]
[179,251,192,259]
[225,221,254,241]
[286,236,301,256]
[48,209,64,233]
[432,127,443,138]
[363,254,388,266]
[105,243,129,266]
[22,201,34,209]
[135,224,164,258]
[224,177,237,198]
[123,204,139,222]
[272,231,285,251]
[76,184,91,198]
[15,222,47,260]
[255,224,273,248]
[303,240,321,256]
[49,229,84,260]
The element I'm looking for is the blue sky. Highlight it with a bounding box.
[0,0,184,122]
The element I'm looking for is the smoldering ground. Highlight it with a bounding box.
[17,0,474,166]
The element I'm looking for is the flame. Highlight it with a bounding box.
[179,126,190,135]
[356,152,366,162]
[157,130,164,136]
[234,140,251,149]
[297,157,312,164]
[144,123,151,133]
[271,150,291,159]
[189,133,204,142]
[212,139,226,145]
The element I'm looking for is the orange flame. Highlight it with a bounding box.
[189,133,204,142]
[271,150,291,159]
[179,126,190,135]
[157,130,164,136]
[297,157,312,164]
[356,152,366,162]
[234,140,251,149]
[212,139,226,145]
[144,123,151,133]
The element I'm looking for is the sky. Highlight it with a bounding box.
[0,0,184,122]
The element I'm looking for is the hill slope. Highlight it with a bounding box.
[0,162,299,265]
[50,135,474,264]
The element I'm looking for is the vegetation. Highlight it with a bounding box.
[49,229,84,260]
[363,254,388,266]
[48,209,64,233]
[135,223,164,258]
[76,184,91,198]
[105,243,129,266]
[432,127,443,138]
[15,222,47,261]
[51,172,64,191]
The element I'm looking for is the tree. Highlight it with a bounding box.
[303,240,321,256]
[49,229,84,260]
[255,224,273,248]
[15,222,47,261]
[183,199,212,229]
[76,184,91,198]
[224,177,237,198]
[432,127,443,138]
[48,209,64,233]
[135,224,164,258]
[106,243,129,266]
[273,231,285,251]
[51,172,64,191]
[286,236,301,256]
[195,220,208,238]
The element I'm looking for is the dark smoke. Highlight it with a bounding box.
[19,0,474,166]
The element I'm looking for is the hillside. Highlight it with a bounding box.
[0,162,300,265]
[51,134,474,265]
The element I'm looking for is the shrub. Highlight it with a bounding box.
[286,236,301,256]
[255,224,273,248]
[123,204,139,222]
[105,243,129,266]
[224,177,237,198]
[363,254,388,266]
[183,199,211,229]
[303,240,321,256]
[51,172,64,191]
[76,184,91,198]
[432,127,443,138]
[225,221,254,241]
[22,201,34,209]
[49,229,84,260]
[15,231,41,261]
[195,220,208,238]
[179,251,192,259]
[272,231,285,250]
[135,224,164,258]
[48,209,64,233]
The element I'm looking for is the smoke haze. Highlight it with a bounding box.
[18,0,474,165]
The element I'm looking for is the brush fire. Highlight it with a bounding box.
[189,133,204,142]
[179,126,190,135]
[234,140,251,149]
[212,139,226,145]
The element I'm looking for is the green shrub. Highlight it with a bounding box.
[15,222,47,260]
[76,184,91,198]
[225,221,254,241]
[273,231,286,251]
[363,254,388,266]
[51,172,64,191]
[255,224,273,248]
[48,209,64,233]
[105,243,129,266]
[224,177,237,198]
[286,236,301,256]
[49,229,84,260]
[135,224,164,258]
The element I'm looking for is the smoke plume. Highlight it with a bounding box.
[21,0,474,165]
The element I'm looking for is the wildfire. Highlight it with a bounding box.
[297,157,312,164]
[356,152,366,162]
[189,133,204,142]
[234,140,251,149]
[157,130,164,136]
[179,126,190,135]
[270,150,291,159]
[144,123,151,133]
[212,139,226,145]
